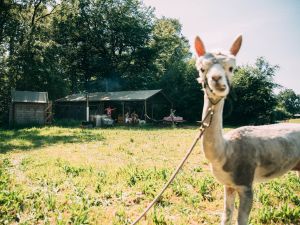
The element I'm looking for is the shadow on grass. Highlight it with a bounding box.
[0,128,105,153]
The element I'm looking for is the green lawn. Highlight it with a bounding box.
[288,118,300,124]
[0,125,299,225]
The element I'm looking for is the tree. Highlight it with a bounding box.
[226,57,279,125]
[52,0,156,92]
[0,0,22,125]
[150,18,190,75]
[151,17,201,120]
[276,89,300,117]
[2,1,291,126]
[0,0,64,125]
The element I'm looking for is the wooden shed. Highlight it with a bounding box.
[55,89,172,123]
[9,90,52,126]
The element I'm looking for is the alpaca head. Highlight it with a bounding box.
[195,35,242,100]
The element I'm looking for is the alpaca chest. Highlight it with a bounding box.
[211,163,235,186]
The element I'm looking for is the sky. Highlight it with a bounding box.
[142,0,300,94]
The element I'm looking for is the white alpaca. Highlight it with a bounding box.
[194,35,300,225]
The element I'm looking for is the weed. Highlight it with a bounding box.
[45,193,56,211]
[0,159,24,224]
[69,209,89,225]
[141,181,159,197]
[113,208,130,225]
[185,194,202,207]
[196,176,216,202]
[62,164,85,177]
[152,208,170,225]
[193,166,203,173]
[171,179,188,197]
[67,187,92,225]
[123,165,170,187]
[95,184,102,193]
[258,203,300,224]
[156,196,171,207]
[2,158,11,167]
[256,184,271,206]
[20,157,33,170]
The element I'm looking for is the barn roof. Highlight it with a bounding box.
[11,90,48,103]
[56,90,168,102]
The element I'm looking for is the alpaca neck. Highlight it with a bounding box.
[201,94,226,162]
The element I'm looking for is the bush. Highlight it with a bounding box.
[226,57,278,125]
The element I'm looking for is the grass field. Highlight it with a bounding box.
[0,124,299,225]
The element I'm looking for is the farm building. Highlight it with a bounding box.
[9,90,52,126]
[55,89,172,123]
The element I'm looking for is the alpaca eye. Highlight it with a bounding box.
[229,67,233,73]
[200,68,205,73]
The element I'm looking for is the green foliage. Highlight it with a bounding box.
[254,175,300,224]
[0,159,24,224]
[276,88,300,118]
[160,59,203,121]
[122,165,170,187]
[0,0,19,127]
[273,106,291,121]
[113,208,130,225]
[195,176,216,202]
[1,0,298,127]
[0,0,197,125]
[152,208,169,225]
[52,0,156,92]
[226,57,279,125]
[150,17,190,75]
[62,164,86,177]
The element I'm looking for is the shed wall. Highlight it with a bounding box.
[14,103,46,125]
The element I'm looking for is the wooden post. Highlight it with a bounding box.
[45,101,53,125]
[86,93,89,121]
[144,100,147,121]
[122,102,125,123]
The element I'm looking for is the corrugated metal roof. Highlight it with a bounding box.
[56,90,163,102]
[12,91,48,103]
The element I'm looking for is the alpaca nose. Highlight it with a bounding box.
[212,75,222,82]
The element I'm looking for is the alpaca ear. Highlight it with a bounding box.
[195,36,206,57]
[230,35,242,56]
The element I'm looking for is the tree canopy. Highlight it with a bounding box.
[0,0,298,126]
[276,88,300,118]
[225,57,279,125]
[1,0,189,125]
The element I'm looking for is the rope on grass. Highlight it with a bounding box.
[130,106,215,225]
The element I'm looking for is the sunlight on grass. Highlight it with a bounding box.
[0,125,299,224]
[287,118,300,124]
[6,139,34,148]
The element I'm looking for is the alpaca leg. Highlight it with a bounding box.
[236,186,253,225]
[221,186,236,225]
